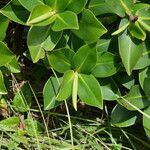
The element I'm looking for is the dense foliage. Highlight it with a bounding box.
[0,0,150,149]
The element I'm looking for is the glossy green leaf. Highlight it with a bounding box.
[5,57,20,73]
[99,78,120,101]
[134,41,150,70]
[0,41,15,67]
[67,0,87,14]
[72,44,97,74]
[105,0,133,17]
[47,48,75,73]
[0,71,7,94]
[143,106,150,138]
[139,67,150,98]
[72,9,107,43]
[27,26,62,63]
[43,77,62,110]
[112,18,129,36]
[96,39,111,53]
[92,52,120,78]
[111,104,139,127]
[45,0,70,12]
[52,11,79,31]
[117,85,150,111]
[137,6,150,32]
[0,116,19,132]
[89,0,113,16]
[0,0,29,25]
[133,3,150,12]
[118,30,143,75]
[129,22,146,41]
[78,74,103,109]
[0,14,9,41]
[12,83,32,112]
[56,70,74,101]
[27,5,56,26]
[18,0,44,11]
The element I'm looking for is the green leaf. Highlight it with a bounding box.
[111,104,139,127]
[0,14,9,41]
[112,18,129,36]
[117,85,150,111]
[27,25,62,63]
[56,70,74,101]
[78,74,103,109]
[18,0,44,11]
[137,6,150,32]
[25,119,43,136]
[0,116,19,132]
[143,106,150,138]
[133,3,150,12]
[27,5,56,26]
[0,41,15,67]
[47,48,75,73]
[91,52,120,78]
[0,71,7,94]
[129,22,146,41]
[118,30,143,75]
[0,0,29,25]
[52,11,79,31]
[134,41,150,70]
[72,44,97,74]
[5,57,20,73]
[67,0,87,14]
[12,83,32,112]
[89,0,113,16]
[105,0,128,17]
[96,39,111,53]
[99,78,120,101]
[43,77,62,110]
[139,67,150,98]
[114,72,135,89]
[72,9,107,43]
[45,0,70,12]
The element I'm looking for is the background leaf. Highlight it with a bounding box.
[52,11,79,31]
[91,52,120,77]
[0,42,15,67]
[143,106,150,138]
[0,71,7,94]
[118,30,143,75]
[0,116,19,132]
[0,0,29,25]
[99,78,120,101]
[117,85,150,111]
[67,0,87,14]
[0,14,9,41]
[72,9,107,43]
[111,104,139,127]
[139,67,150,98]
[47,48,75,73]
[12,83,32,112]
[43,77,62,110]
[72,44,97,74]
[27,26,62,63]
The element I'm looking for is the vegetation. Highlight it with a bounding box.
[0,0,150,149]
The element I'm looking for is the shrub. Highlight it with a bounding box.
[0,0,150,149]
